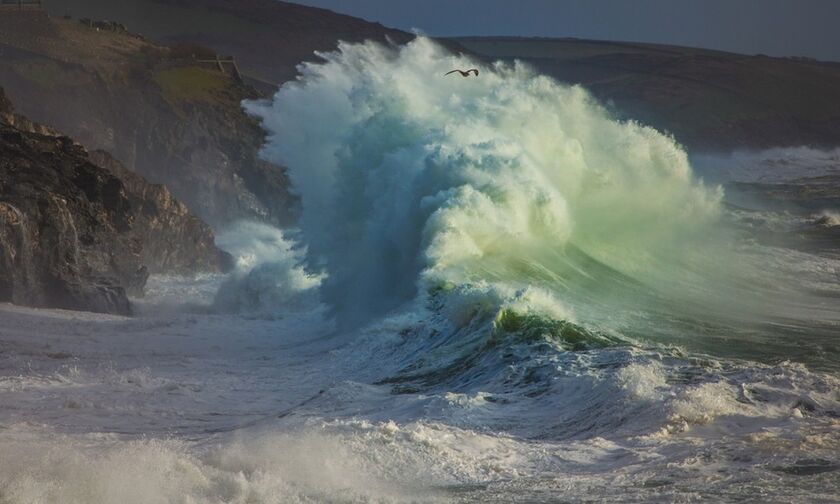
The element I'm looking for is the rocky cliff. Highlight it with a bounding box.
[88,149,230,275]
[0,86,227,314]
[0,11,295,228]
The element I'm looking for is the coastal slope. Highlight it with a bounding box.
[0,10,295,227]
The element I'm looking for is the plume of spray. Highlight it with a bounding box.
[213,221,322,313]
[244,37,729,330]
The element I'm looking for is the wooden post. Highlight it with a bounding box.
[230,60,242,81]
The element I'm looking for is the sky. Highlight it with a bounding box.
[291,0,840,62]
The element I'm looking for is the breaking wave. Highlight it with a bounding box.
[240,35,840,377]
[243,37,736,340]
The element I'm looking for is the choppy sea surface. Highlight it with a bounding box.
[1,38,839,503]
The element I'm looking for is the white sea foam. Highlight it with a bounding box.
[213,221,323,313]
[815,210,840,227]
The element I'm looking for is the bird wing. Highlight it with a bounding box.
[468,69,479,76]
[445,70,461,76]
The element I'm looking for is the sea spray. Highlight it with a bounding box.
[245,37,723,330]
[213,221,322,313]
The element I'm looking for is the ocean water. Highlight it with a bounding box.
[1,37,839,503]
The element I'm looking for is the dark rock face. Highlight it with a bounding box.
[0,87,227,314]
[88,150,232,274]
[0,121,142,314]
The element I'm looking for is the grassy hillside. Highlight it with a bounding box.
[152,66,229,104]
[43,0,413,86]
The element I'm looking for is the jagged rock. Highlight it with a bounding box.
[88,150,232,274]
[0,121,142,314]
[0,86,228,314]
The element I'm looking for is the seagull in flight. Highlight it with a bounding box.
[445,68,479,77]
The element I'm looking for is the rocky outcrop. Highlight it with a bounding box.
[0,86,227,314]
[0,118,142,314]
[88,150,231,274]
[0,12,295,229]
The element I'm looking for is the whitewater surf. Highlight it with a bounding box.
[0,37,838,503]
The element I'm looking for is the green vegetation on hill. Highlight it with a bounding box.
[153,66,228,105]
[44,0,413,85]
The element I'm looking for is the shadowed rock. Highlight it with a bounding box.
[0,86,228,314]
